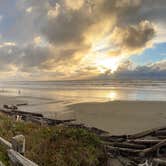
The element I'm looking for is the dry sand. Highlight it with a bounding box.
[69,101,166,135]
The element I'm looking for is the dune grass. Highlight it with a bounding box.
[0,113,107,166]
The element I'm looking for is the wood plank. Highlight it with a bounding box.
[12,135,25,155]
[0,161,5,166]
[8,149,38,166]
[106,145,141,156]
[0,137,12,149]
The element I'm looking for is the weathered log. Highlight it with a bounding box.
[106,145,141,156]
[140,139,166,157]
[8,149,38,166]
[26,116,44,125]
[3,105,9,109]
[16,103,28,106]
[11,135,25,155]
[152,158,166,165]
[157,136,166,139]
[128,139,162,145]
[12,110,43,118]
[128,129,156,139]
[66,123,85,128]
[111,142,146,150]
[101,135,126,142]
[43,118,76,125]
[3,104,17,110]
[0,161,5,166]
[153,130,166,136]
[0,109,12,115]
[128,127,166,139]
[0,137,12,149]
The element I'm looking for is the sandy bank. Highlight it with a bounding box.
[69,101,166,135]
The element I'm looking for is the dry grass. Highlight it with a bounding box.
[0,113,107,166]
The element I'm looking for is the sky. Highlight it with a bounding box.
[0,0,165,80]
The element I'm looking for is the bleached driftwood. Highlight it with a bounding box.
[128,139,162,145]
[11,135,25,155]
[0,135,38,166]
[140,139,166,157]
[8,149,38,166]
[128,127,166,139]
[0,161,5,166]
[106,145,141,156]
[0,137,12,149]
[111,142,146,149]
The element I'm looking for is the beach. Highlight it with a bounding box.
[69,101,166,135]
[0,80,165,135]
[0,93,166,135]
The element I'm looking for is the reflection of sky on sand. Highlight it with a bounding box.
[107,91,118,101]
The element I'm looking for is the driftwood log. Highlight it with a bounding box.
[1,104,76,126]
[0,137,12,149]
[8,149,38,166]
[0,134,38,166]
[0,161,5,166]
[11,135,25,155]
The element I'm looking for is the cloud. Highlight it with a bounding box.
[99,0,142,18]
[65,0,84,10]
[96,60,166,79]
[47,3,61,18]
[42,6,93,46]
[0,44,52,72]
[109,20,155,56]
[0,0,165,80]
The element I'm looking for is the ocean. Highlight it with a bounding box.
[0,79,166,102]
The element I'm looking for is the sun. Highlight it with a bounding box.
[94,56,120,73]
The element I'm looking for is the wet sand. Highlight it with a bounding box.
[69,101,166,135]
[0,95,27,107]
